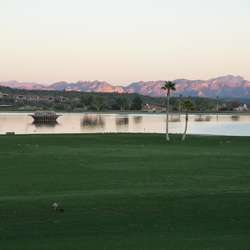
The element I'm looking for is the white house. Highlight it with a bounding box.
[234,104,248,111]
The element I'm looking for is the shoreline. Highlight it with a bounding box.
[0,110,250,115]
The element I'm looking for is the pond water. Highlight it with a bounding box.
[0,112,250,136]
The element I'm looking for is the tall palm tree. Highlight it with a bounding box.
[161,81,177,140]
[181,100,195,141]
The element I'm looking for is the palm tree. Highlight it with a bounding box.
[178,94,183,112]
[181,100,195,141]
[161,81,177,140]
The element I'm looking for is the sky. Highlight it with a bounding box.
[1,0,250,86]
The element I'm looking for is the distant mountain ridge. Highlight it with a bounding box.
[49,80,125,93]
[0,80,46,90]
[1,75,250,98]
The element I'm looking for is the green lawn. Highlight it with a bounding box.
[0,133,249,249]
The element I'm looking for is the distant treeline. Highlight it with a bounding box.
[0,85,246,111]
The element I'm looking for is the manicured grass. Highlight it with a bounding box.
[0,133,249,249]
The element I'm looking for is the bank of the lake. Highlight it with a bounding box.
[0,133,249,249]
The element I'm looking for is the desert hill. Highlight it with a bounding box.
[1,75,250,98]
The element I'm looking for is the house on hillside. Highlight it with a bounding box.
[234,104,248,111]
[57,96,69,102]
[13,94,27,100]
[25,95,40,101]
[142,104,166,112]
[40,95,55,102]
[0,92,11,98]
[1,92,72,104]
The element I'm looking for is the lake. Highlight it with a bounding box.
[0,112,250,136]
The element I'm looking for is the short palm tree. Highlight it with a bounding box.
[181,100,195,140]
[161,81,177,140]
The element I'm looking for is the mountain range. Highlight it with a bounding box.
[1,75,250,98]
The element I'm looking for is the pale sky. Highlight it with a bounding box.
[1,0,250,86]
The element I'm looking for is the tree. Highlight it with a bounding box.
[81,95,98,110]
[194,97,210,111]
[131,96,143,110]
[81,95,90,109]
[88,95,98,109]
[230,101,241,110]
[181,100,195,141]
[96,96,107,110]
[161,81,177,141]
[115,96,130,110]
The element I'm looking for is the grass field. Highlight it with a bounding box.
[0,133,249,249]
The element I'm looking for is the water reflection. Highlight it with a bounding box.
[170,116,180,122]
[116,117,129,125]
[81,115,105,128]
[0,113,250,136]
[231,115,240,121]
[32,121,59,127]
[133,116,143,124]
[195,115,211,122]
[205,116,211,121]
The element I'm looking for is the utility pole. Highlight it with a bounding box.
[216,96,219,111]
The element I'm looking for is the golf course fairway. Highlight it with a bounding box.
[0,133,249,249]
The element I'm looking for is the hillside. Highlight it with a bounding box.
[1,75,250,98]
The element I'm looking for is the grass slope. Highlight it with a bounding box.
[0,134,249,249]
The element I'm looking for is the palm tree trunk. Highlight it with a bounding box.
[182,111,188,140]
[166,95,170,140]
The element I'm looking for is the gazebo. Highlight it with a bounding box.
[29,111,61,123]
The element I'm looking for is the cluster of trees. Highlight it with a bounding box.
[0,92,144,111]
[170,96,211,111]
[79,94,143,111]
[0,85,246,112]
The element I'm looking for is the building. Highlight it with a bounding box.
[0,92,11,98]
[234,104,248,111]
[142,104,166,112]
